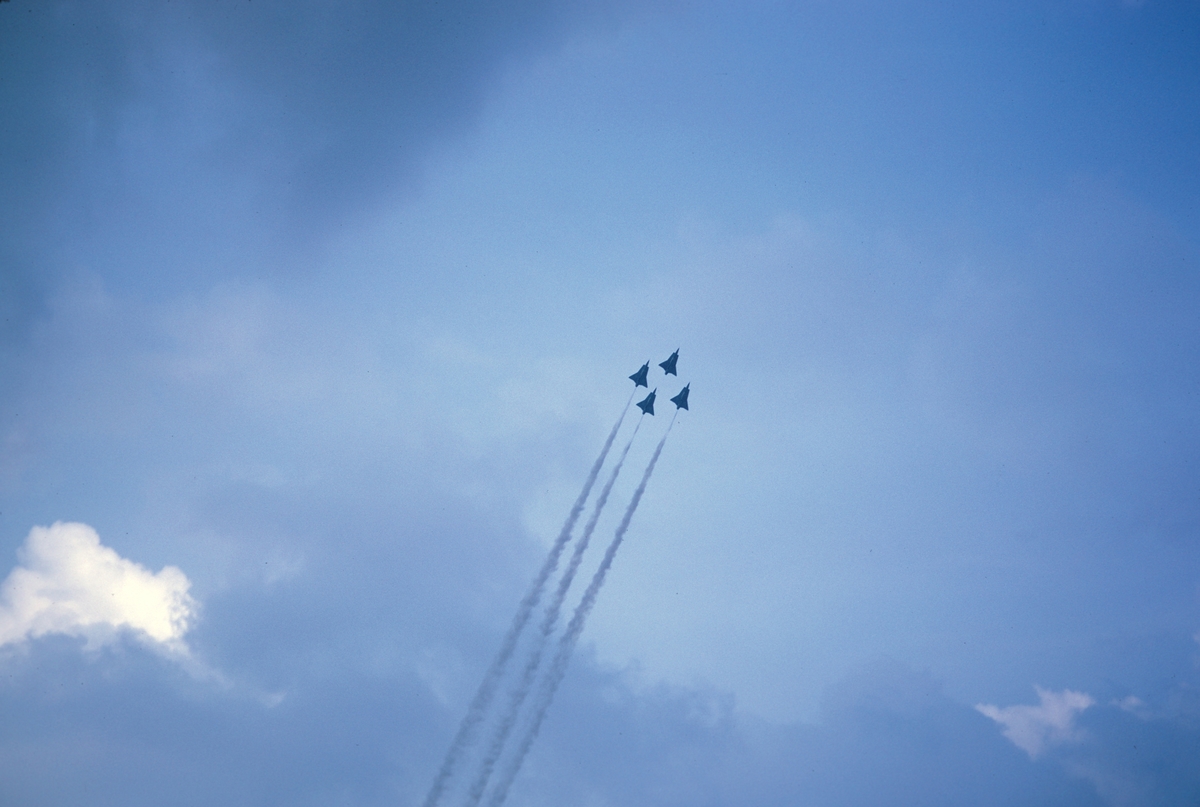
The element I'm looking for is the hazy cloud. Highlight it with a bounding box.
[0,522,196,653]
[977,686,1095,758]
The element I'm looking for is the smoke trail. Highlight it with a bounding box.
[461,417,645,807]
[422,394,633,807]
[486,415,676,807]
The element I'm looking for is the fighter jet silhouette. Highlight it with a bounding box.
[637,389,657,416]
[629,362,650,387]
[659,350,679,376]
[670,384,690,411]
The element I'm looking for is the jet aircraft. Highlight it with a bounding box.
[637,389,657,416]
[629,362,650,388]
[670,384,690,411]
[659,350,679,376]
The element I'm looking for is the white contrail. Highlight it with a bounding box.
[422,394,633,807]
[485,415,676,807]
[461,417,645,807]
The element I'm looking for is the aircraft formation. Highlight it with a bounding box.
[629,349,691,415]
[423,349,688,807]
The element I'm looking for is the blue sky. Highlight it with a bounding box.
[2,1,1200,805]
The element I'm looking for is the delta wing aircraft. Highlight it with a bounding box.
[670,384,690,410]
[659,350,679,376]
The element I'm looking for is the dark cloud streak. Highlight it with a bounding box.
[0,0,632,296]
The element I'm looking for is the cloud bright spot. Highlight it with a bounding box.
[976,686,1095,758]
[0,522,196,653]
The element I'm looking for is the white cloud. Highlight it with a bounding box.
[976,686,1095,758]
[1113,695,1147,716]
[0,522,196,653]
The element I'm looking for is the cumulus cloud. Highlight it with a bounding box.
[976,686,1095,758]
[0,522,196,653]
